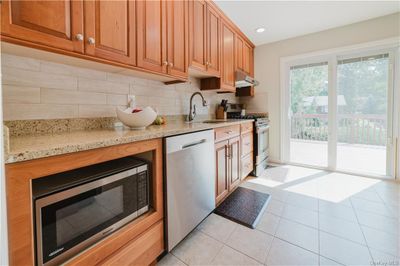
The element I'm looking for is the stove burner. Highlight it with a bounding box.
[227,112,268,120]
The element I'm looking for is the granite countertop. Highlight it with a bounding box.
[5,119,253,164]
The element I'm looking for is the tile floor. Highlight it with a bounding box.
[158,165,400,266]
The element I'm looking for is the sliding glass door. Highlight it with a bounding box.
[289,62,329,167]
[285,50,394,178]
[336,53,391,176]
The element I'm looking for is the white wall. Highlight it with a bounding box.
[1,54,237,121]
[241,13,400,162]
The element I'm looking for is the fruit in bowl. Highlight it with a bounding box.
[132,108,142,113]
[116,106,157,129]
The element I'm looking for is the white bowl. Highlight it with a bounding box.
[116,106,157,129]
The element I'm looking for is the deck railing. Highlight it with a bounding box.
[291,113,387,146]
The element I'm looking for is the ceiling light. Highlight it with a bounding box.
[255,27,265,33]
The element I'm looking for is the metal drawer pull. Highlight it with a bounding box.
[225,130,233,134]
[181,139,206,150]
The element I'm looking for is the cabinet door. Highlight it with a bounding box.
[243,41,252,75]
[236,36,244,72]
[220,20,235,92]
[166,0,188,78]
[229,136,241,191]
[84,0,135,65]
[206,4,220,77]
[1,0,84,53]
[215,140,229,205]
[136,0,167,73]
[189,0,207,71]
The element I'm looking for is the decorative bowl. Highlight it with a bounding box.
[116,106,157,129]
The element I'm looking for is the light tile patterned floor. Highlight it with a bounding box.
[158,165,400,266]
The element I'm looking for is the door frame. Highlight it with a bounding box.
[280,37,400,179]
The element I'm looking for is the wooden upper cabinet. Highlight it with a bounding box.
[236,36,244,72]
[236,35,252,75]
[243,41,252,75]
[136,0,167,73]
[220,20,235,92]
[1,0,84,53]
[189,0,207,71]
[166,0,188,79]
[206,4,220,77]
[84,0,136,65]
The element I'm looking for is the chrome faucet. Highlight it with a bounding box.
[188,92,208,122]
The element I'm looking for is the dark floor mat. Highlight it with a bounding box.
[214,187,271,229]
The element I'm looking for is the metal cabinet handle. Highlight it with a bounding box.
[169,62,174,67]
[226,145,230,158]
[225,130,233,134]
[75,33,84,41]
[163,61,168,66]
[88,37,95,45]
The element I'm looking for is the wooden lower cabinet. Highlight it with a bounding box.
[99,221,164,266]
[215,139,229,204]
[215,125,252,205]
[228,136,241,191]
[241,152,253,180]
[5,139,164,266]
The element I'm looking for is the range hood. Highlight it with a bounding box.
[235,71,259,88]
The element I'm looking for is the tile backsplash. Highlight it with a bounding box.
[1,53,237,121]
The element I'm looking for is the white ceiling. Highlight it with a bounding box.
[214,1,400,46]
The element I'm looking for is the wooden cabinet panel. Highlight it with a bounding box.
[215,140,229,204]
[99,221,164,266]
[206,4,220,77]
[240,122,253,135]
[215,125,240,142]
[84,0,135,65]
[243,41,252,74]
[189,0,207,71]
[236,36,244,72]
[136,0,167,73]
[1,0,84,52]
[235,35,253,75]
[220,20,235,92]
[166,0,188,78]
[241,132,253,156]
[241,153,253,180]
[229,136,240,191]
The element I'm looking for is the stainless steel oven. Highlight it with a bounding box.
[254,118,270,176]
[33,157,150,266]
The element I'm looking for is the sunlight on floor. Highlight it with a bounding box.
[247,165,382,203]
[290,140,386,175]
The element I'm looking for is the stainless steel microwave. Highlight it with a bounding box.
[33,157,150,266]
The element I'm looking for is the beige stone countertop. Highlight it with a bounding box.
[5,119,253,164]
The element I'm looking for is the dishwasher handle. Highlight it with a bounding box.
[181,139,207,150]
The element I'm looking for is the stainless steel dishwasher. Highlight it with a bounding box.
[165,130,215,251]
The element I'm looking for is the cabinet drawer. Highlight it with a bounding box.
[241,153,253,180]
[99,220,164,266]
[240,122,253,134]
[215,125,240,142]
[241,132,253,156]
